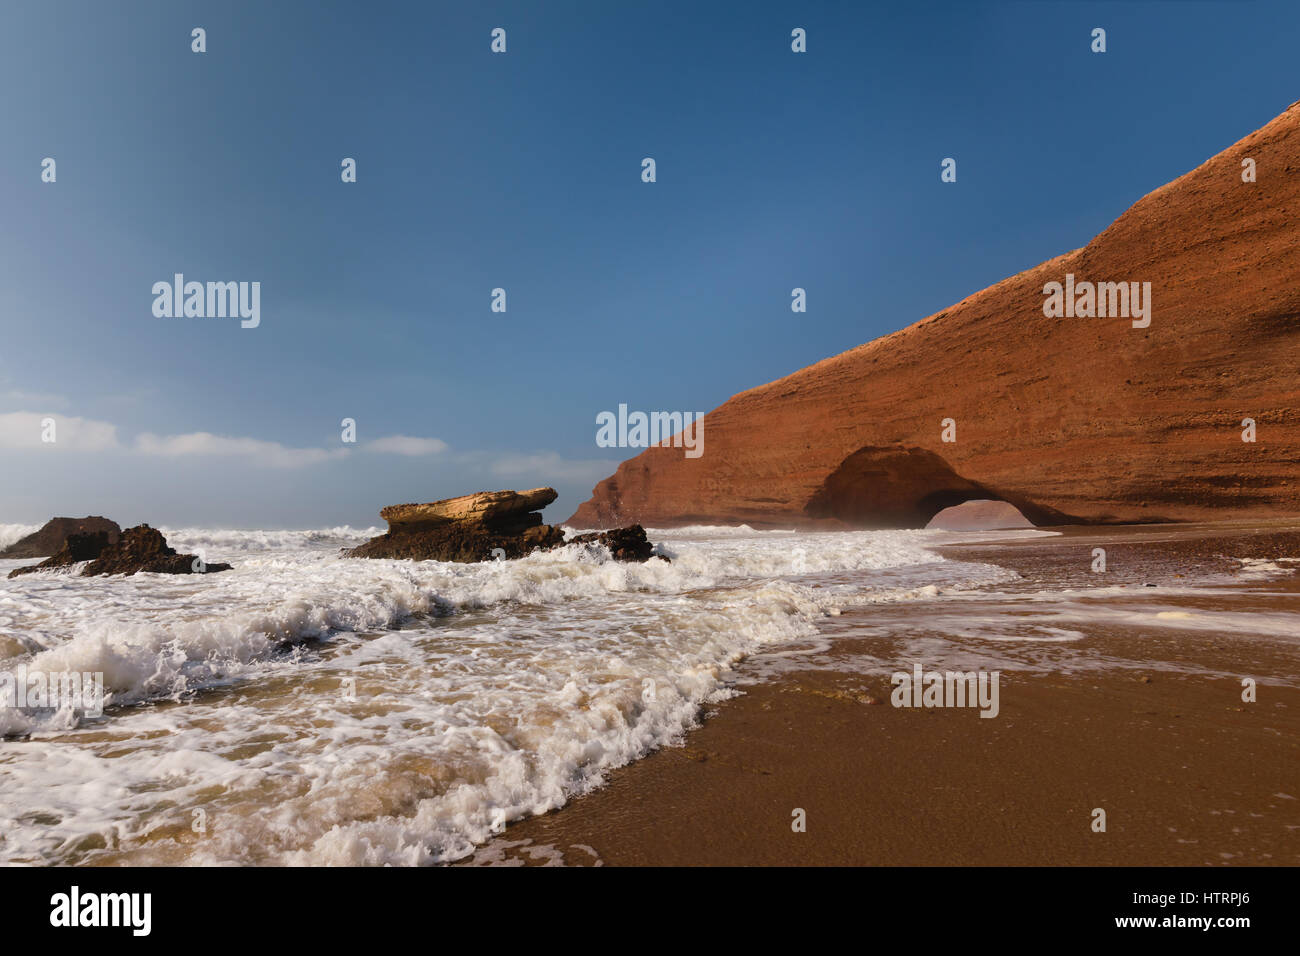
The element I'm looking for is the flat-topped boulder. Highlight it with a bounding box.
[0,516,121,559]
[381,488,558,532]
[348,488,662,564]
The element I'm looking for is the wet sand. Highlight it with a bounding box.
[462,523,1300,866]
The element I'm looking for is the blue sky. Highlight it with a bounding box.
[1,0,1296,528]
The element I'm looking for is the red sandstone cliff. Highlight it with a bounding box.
[570,102,1300,529]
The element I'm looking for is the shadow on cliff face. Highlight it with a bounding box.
[803,446,1075,529]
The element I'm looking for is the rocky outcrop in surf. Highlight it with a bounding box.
[569,101,1300,529]
[567,525,660,562]
[7,525,232,578]
[348,488,662,563]
[0,516,121,559]
[348,488,565,562]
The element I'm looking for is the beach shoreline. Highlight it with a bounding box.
[464,522,1300,866]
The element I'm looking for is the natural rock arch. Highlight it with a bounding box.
[803,445,1071,529]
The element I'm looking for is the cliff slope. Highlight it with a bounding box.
[570,102,1300,528]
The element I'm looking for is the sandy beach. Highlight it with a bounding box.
[465,523,1300,866]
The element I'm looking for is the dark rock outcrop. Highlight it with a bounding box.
[348,489,662,563]
[0,516,121,559]
[349,521,567,563]
[8,525,232,579]
[350,488,565,562]
[567,525,660,562]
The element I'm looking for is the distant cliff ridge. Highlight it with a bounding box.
[570,101,1300,529]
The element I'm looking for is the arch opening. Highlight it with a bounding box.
[804,445,1067,529]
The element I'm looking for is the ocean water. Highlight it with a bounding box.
[0,523,1293,865]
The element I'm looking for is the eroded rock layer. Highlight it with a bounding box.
[381,488,557,531]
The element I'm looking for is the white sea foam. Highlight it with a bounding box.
[1235,556,1300,580]
[158,525,382,554]
[0,525,973,863]
[0,523,1292,865]
[0,523,40,550]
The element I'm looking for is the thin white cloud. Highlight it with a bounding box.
[134,432,351,469]
[0,412,120,451]
[2,408,607,487]
[364,435,449,456]
[486,451,618,486]
[0,390,69,410]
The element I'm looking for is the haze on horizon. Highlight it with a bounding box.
[3,0,1298,529]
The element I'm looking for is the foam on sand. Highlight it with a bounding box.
[1,523,1293,865]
